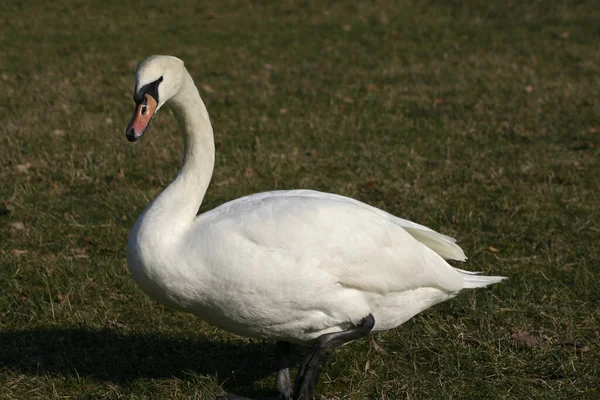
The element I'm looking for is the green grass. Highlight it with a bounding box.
[1,0,599,398]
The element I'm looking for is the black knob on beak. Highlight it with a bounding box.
[126,128,138,142]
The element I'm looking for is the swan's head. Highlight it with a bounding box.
[126,55,185,142]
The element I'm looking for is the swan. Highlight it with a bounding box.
[124,55,506,400]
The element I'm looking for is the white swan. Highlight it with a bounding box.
[125,55,505,400]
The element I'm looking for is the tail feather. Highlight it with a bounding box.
[461,272,507,289]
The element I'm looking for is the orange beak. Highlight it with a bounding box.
[126,94,158,142]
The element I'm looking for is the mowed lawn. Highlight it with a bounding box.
[1,0,599,398]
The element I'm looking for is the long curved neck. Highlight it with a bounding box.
[150,69,214,230]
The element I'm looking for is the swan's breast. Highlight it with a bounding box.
[126,210,203,311]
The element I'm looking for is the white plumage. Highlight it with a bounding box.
[125,55,505,397]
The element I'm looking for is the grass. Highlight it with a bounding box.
[1,0,599,398]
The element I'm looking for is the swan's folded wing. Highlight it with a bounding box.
[197,191,468,295]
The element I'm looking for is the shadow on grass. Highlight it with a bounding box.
[0,327,280,397]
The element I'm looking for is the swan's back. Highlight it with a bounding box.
[230,189,467,261]
[197,189,466,263]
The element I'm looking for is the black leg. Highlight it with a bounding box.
[275,341,293,400]
[293,314,375,400]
